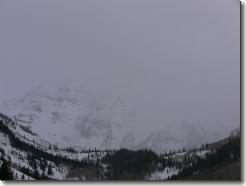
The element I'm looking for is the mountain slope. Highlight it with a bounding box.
[169,130,241,181]
[186,161,240,180]
[0,112,240,181]
[137,123,221,152]
[0,85,235,152]
[1,86,137,150]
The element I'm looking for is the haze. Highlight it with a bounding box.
[0,0,240,138]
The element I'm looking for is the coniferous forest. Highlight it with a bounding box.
[0,113,241,181]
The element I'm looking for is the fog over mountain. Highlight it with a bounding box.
[0,0,240,148]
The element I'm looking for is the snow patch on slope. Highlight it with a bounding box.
[1,86,137,150]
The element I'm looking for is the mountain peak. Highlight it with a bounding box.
[1,86,137,149]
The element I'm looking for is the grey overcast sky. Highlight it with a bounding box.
[0,0,240,134]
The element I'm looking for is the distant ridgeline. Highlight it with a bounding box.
[0,113,240,181]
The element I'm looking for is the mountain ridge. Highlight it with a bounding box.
[0,85,235,152]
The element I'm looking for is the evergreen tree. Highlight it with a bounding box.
[0,159,13,180]
[21,174,25,180]
[33,169,40,179]
[48,164,53,176]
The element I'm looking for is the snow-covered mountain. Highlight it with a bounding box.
[0,85,228,152]
[0,86,137,150]
[0,112,240,180]
[137,123,220,152]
